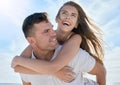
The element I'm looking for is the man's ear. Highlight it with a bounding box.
[27,37,35,45]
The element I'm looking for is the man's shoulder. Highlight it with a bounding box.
[56,45,62,50]
[31,51,36,59]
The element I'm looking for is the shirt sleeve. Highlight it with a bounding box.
[77,48,96,72]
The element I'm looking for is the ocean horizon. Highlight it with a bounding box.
[0,83,21,85]
[0,82,120,85]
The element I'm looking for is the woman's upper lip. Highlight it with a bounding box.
[62,21,71,26]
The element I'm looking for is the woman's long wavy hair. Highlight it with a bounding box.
[56,1,104,64]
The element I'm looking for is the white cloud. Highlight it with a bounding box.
[0,54,22,83]
[104,46,120,83]
[102,15,120,46]
[8,39,28,53]
[105,46,120,60]
[83,0,120,24]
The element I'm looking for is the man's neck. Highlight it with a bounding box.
[33,50,55,61]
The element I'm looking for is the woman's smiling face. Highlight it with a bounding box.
[56,5,78,33]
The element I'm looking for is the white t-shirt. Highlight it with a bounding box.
[20,45,98,85]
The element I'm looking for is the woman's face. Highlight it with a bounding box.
[56,5,78,33]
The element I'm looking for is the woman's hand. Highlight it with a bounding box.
[53,66,76,82]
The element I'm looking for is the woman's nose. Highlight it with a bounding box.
[66,15,70,19]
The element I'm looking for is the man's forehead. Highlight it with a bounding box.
[34,21,51,31]
[34,21,48,27]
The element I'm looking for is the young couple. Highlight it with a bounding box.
[12,1,106,85]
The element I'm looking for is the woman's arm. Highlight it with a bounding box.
[20,45,32,57]
[14,65,38,74]
[12,34,82,74]
[88,62,106,85]
[14,65,76,82]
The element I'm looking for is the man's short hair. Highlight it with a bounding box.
[22,12,48,38]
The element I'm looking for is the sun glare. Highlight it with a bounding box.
[0,0,10,10]
[0,0,13,12]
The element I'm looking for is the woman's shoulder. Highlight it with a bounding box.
[68,33,82,42]
[70,32,82,39]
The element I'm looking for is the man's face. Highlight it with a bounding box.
[29,21,58,51]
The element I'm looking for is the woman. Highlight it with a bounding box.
[12,1,106,85]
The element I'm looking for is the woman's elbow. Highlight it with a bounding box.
[48,63,62,74]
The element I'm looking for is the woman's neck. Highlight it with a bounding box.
[56,29,73,45]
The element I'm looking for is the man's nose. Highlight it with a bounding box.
[50,29,56,36]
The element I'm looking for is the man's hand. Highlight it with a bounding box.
[53,66,76,82]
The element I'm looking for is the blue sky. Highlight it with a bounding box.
[0,0,120,84]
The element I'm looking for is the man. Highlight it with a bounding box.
[12,12,76,85]
[12,12,106,85]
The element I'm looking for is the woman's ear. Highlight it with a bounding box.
[75,23,78,28]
